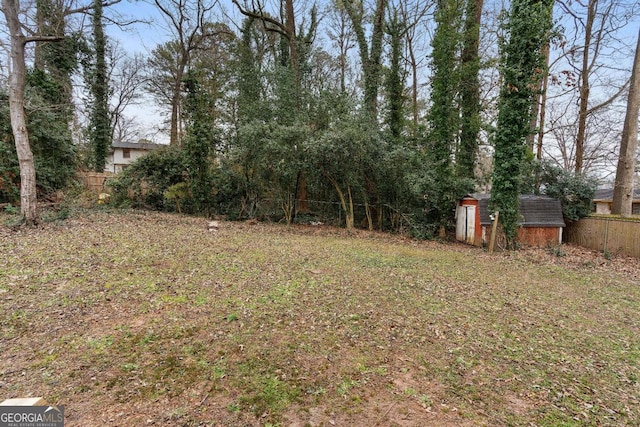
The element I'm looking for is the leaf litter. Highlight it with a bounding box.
[1,210,639,426]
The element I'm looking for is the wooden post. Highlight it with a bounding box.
[489,211,500,254]
[603,218,609,255]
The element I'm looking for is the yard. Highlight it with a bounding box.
[1,210,639,426]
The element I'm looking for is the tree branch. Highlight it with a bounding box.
[24,35,65,44]
[65,0,122,16]
[231,0,288,38]
[586,77,630,115]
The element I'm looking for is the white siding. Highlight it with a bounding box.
[104,148,153,173]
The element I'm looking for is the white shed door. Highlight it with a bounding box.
[464,206,475,244]
[456,205,475,244]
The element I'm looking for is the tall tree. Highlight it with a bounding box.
[183,70,216,215]
[153,0,218,146]
[108,48,148,144]
[1,0,119,224]
[235,17,265,124]
[397,0,432,135]
[553,0,635,173]
[612,27,640,216]
[89,0,111,171]
[30,0,79,192]
[457,0,484,180]
[232,0,317,106]
[384,7,406,143]
[428,0,461,166]
[534,41,550,161]
[425,0,464,231]
[490,0,554,247]
[326,1,355,95]
[2,0,39,224]
[342,0,387,119]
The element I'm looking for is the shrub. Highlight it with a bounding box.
[108,146,188,211]
[535,160,598,222]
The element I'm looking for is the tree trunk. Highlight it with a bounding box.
[612,27,640,216]
[527,41,549,153]
[169,54,189,146]
[574,0,595,173]
[3,0,38,225]
[284,0,299,86]
[536,43,550,160]
[327,176,354,230]
[169,67,183,146]
[407,36,419,132]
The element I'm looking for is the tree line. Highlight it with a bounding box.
[1,0,638,246]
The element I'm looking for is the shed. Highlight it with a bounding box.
[456,193,565,247]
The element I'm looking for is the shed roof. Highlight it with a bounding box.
[468,193,565,227]
[593,188,640,201]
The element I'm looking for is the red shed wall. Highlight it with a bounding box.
[517,227,561,247]
[480,226,562,247]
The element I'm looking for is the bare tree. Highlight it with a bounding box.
[326,0,355,95]
[555,0,636,173]
[398,0,433,133]
[152,0,218,146]
[108,47,148,142]
[612,27,640,216]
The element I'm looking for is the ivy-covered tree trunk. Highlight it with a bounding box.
[457,0,484,180]
[490,0,554,247]
[236,18,262,124]
[429,0,461,158]
[184,71,215,215]
[426,0,462,228]
[90,0,111,172]
[30,0,78,190]
[384,9,406,143]
[343,0,387,120]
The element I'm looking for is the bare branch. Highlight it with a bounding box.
[64,0,122,16]
[231,0,288,38]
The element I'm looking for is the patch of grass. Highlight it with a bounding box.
[3,203,20,215]
[238,371,300,418]
[337,378,360,398]
[2,211,640,426]
[86,335,114,352]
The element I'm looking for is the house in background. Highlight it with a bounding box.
[592,188,640,215]
[105,140,165,173]
[456,193,565,247]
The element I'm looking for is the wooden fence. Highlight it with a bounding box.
[565,217,640,258]
[78,172,114,194]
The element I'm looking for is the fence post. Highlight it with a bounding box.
[603,219,609,254]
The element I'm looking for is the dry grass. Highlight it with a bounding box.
[1,210,639,426]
